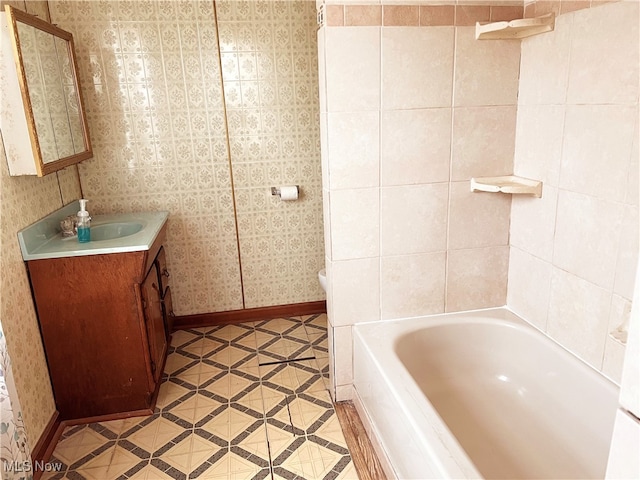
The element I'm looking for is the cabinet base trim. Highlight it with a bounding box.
[61,408,155,427]
[174,301,327,329]
[31,410,62,480]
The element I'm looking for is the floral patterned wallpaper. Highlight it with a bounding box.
[1,0,82,449]
[0,0,323,448]
[49,0,324,314]
[217,0,324,308]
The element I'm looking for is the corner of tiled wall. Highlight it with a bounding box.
[508,0,639,383]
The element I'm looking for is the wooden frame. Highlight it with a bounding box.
[3,5,92,176]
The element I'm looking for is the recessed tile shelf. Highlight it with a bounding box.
[475,13,555,40]
[470,175,543,197]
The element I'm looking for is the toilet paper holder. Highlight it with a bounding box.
[271,185,299,199]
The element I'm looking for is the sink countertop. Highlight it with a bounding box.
[18,200,169,261]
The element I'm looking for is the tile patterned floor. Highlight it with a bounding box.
[43,314,357,480]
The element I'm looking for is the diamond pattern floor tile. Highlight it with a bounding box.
[47,315,356,480]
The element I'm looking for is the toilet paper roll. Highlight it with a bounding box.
[279,185,299,201]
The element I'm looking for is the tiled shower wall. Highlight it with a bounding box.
[318,4,522,399]
[507,0,639,382]
[49,0,324,314]
[321,0,638,401]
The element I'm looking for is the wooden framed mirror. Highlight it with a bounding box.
[1,5,92,176]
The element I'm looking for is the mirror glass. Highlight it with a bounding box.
[5,6,91,174]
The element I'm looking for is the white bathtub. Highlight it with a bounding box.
[353,308,619,479]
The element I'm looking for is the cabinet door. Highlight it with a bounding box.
[162,286,175,335]
[156,247,170,293]
[141,265,167,383]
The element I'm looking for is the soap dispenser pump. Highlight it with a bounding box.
[77,199,91,243]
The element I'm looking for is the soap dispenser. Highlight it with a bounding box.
[77,199,91,243]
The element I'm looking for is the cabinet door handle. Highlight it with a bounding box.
[162,268,170,278]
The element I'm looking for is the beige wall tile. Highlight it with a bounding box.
[382,27,454,109]
[327,111,380,190]
[446,246,509,312]
[320,112,329,190]
[322,190,333,261]
[490,5,524,21]
[507,247,552,330]
[380,108,452,186]
[567,1,639,105]
[383,5,419,26]
[513,105,564,187]
[381,183,448,256]
[326,5,345,26]
[333,326,353,386]
[325,27,380,112]
[536,1,561,16]
[510,186,558,262]
[602,294,631,383]
[345,5,382,26]
[448,182,511,249]
[419,5,454,26]
[331,258,380,326]
[626,117,638,206]
[613,205,639,301]
[381,252,446,319]
[553,190,625,290]
[560,1,591,15]
[454,28,520,107]
[560,105,636,203]
[602,337,626,384]
[547,267,611,367]
[518,13,572,106]
[451,105,516,181]
[329,188,380,260]
[455,5,490,26]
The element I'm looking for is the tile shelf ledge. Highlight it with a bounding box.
[470,175,543,198]
[475,13,555,40]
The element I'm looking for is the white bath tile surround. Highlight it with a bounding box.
[324,26,380,111]
[512,105,564,186]
[518,13,573,106]
[553,190,625,290]
[329,188,380,260]
[381,253,446,319]
[451,105,516,181]
[327,111,380,190]
[380,108,452,185]
[507,247,553,331]
[453,28,520,107]
[320,14,520,399]
[509,0,639,381]
[381,27,454,109]
[446,246,509,313]
[330,257,380,326]
[510,186,558,262]
[447,182,511,250]
[566,1,639,106]
[320,0,638,402]
[560,105,637,204]
[380,183,448,256]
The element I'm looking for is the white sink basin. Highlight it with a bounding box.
[91,222,144,241]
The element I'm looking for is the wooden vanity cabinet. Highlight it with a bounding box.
[26,226,171,421]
